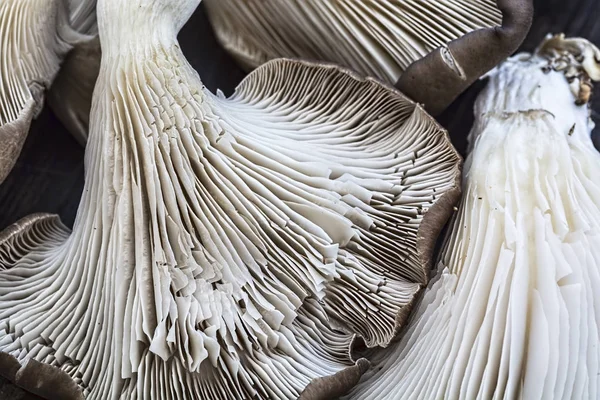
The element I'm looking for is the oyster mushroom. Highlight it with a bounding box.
[48,0,99,146]
[47,34,100,146]
[344,34,600,400]
[67,0,97,34]
[205,0,502,80]
[0,0,461,398]
[205,0,534,114]
[0,0,83,184]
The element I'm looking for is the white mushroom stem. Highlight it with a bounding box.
[344,34,600,400]
[0,0,460,398]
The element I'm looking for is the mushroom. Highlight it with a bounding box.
[205,0,502,80]
[205,0,534,114]
[47,0,100,146]
[344,34,600,400]
[0,0,77,184]
[47,35,100,146]
[0,0,99,184]
[0,0,461,398]
[67,0,98,34]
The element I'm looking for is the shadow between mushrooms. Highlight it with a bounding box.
[0,0,461,399]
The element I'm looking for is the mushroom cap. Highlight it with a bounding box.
[344,35,600,400]
[204,0,501,84]
[0,0,461,398]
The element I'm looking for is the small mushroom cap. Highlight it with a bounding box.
[536,33,600,81]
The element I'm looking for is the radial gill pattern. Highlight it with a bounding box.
[205,0,501,84]
[0,1,460,398]
[48,0,99,145]
[0,0,76,183]
[345,35,600,400]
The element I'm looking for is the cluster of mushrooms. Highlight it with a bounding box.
[0,0,599,399]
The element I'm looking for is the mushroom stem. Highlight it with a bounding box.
[396,0,534,116]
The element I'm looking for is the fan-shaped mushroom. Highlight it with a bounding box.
[344,34,600,400]
[0,0,461,398]
[205,0,534,114]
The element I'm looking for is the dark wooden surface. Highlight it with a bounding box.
[0,1,599,395]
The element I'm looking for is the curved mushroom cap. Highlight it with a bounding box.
[0,0,80,184]
[204,0,501,83]
[0,0,461,398]
[344,35,600,400]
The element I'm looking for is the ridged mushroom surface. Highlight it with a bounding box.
[344,35,600,400]
[68,0,97,34]
[48,0,99,146]
[0,0,460,399]
[204,0,501,84]
[0,0,77,184]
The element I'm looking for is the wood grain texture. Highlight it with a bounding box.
[0,2,598,396]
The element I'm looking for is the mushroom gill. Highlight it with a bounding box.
[205,0,534,115]
[0,0,460,399]
[0,0,81,184]
[67,0,97,34]
[204,0,502,84]
[48,0,99,146]
[344,35,600,400]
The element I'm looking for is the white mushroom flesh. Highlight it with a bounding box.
[68,0,97,34]
[204,0,501,83]
[344,35,600,400]
[0,0,460,398]
[0,0,73,127]
[0,0,88,184]
[48,0,99,145]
